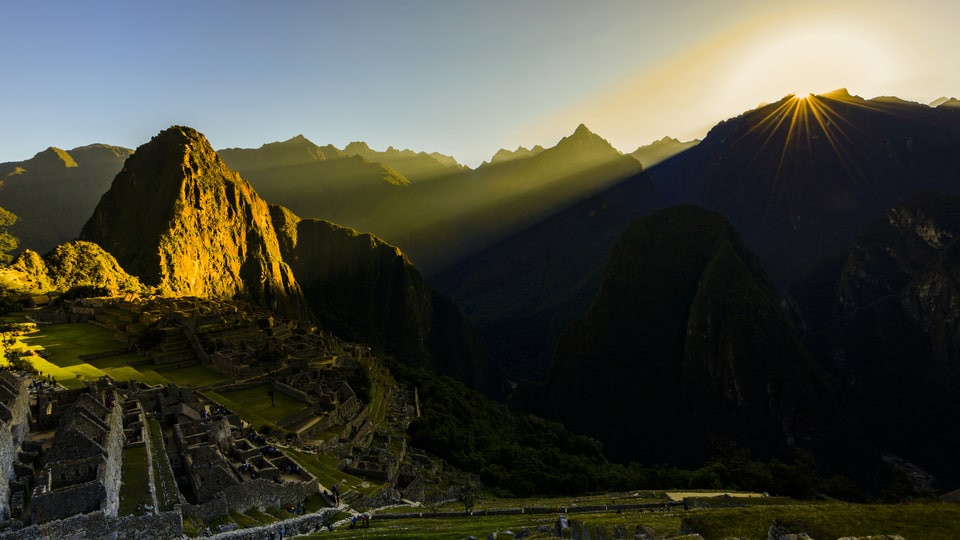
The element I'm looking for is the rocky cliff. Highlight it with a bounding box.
[271,208,499,394]
[529,206,854,468]
[786,192,960,484]
[9,240,144,294]
[79,126,304,316]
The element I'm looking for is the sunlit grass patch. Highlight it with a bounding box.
[213,383,306,424]
[20,323,125,363]
[102,366,171,386]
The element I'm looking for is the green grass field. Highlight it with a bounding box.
[207,383,307,426]
[119,446,153,516]
[157,364,228,387]
[20,323,124,363]
[301,500,960,540]
[286,448,384,498]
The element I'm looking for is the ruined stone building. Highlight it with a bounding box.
[0,371,30,520]
[31,391,124,523]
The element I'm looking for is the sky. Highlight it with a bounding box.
[3,0,960,167]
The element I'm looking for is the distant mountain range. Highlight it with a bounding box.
[0,144,131,254]
[7,90,960,490]
[219,124,645,273]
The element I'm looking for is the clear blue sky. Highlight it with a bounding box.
[3,0,959,166]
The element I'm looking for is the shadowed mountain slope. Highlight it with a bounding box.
[524,206,858,470]
[785,192,960,484]
[431,171,659,380]
[270,207,500,394]
[650,89,960,287]
[629,136,699,169]
[437,90,960,381]
[0,144,132,254]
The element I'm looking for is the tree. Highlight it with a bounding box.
[457,483,479,513]
[0,183,18,264]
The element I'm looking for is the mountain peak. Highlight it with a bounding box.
[80,125,303,314]
[819,88,856,100]
[344,141,372,154]
[572,123,595,138]
[35,147,78,168]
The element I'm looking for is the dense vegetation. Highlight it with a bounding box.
[388,359,882,501]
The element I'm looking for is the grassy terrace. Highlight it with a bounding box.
[304,500,960,540]
[286,448,384,498]
[146,418,179,511]
[119,446,152,516]
[1,320,227,389]
[203,383,307,433]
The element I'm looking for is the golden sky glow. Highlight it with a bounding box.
[518,4,935,153]
[3,1,959,165]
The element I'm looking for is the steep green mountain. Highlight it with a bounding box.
[342,141,465,180]
[629,136,699,168]
[525,206,856,470]
[786,192,960,484]
[0,144,132,254]
[79,126,305,317]
[8,240,144,294]
[270,207,499,394]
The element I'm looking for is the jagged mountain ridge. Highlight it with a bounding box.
[0,144,132,254]
[341,140,465,180]
[629,136,699,169]
[221,124,643,273]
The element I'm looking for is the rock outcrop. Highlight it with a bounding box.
[271,209,499,394]
[9,241,144,294]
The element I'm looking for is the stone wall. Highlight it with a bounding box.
[31,480,103,523]
[182,495,229,522]
[101,393,126,517]
[0,508,182,540]
[0,374,29,521]
[222,476,319,514]
[273,380,313,404]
